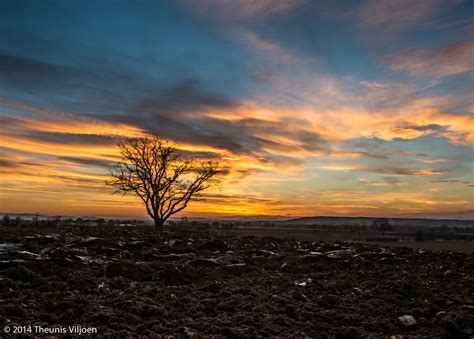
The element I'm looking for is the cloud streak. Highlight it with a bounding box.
[358,0,446,30]
[385,41,474,79]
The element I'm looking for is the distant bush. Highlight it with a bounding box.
[371,218,393,237]
[2,214,10,226]
[415,229,425,241]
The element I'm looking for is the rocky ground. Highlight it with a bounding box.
[0,226,473,338]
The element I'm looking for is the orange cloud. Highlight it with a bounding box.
[319,164,368,171]
[413,169,448,176]
[358,179,388,186]
[420,158,454,163]
[0,97,144,138]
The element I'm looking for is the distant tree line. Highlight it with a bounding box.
[2,215,473,240]
[0,215,145,228]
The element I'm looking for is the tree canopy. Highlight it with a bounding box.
[106,135,219,230]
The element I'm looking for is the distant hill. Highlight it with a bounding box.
[283,216,474,227]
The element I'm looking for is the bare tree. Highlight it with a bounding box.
[106,135,219,230]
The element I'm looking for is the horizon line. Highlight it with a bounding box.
[2,212,473,222]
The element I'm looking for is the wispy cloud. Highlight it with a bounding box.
[319,164,368,171]
[179,0,304,22]
[358,0,453,32]
[372,166,449,176]
[385,41,474,79]
[432,179,474,187]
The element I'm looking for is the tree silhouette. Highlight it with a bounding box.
[106,135,219,230]
[371,218,392,237]
[2,214,10,226]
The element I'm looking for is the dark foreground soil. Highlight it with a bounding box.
[224,228,474,254]
[0,227,473,338]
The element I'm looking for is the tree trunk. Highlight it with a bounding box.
[154,219,164,232]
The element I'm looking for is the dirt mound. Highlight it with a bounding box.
[0,226,473,337]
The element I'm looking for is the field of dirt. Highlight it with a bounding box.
[223,228,474,254]
[1,226,473,338]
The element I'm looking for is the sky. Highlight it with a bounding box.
[0,0,473,219]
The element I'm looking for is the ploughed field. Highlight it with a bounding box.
[0,226,473,338]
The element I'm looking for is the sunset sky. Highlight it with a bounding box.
[0,0,473,219]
